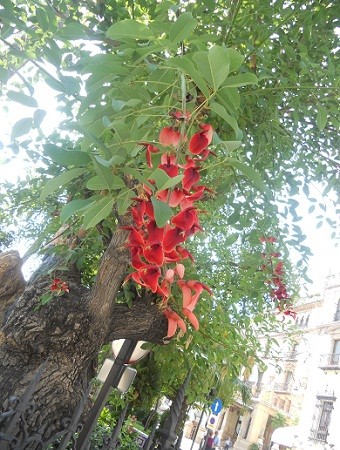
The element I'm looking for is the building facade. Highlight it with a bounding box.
[230,274,340,450]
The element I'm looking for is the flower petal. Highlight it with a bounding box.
[182,308,199,330]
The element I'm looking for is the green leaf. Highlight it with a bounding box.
[219,141,242,152]
[149,168,183,191]
[121,167,154,190]
[167,57,210,99]
[210,102,239,135]
[11,118,33,139]
[86,175,125,190]
[316,106,327,131]
[193,46,230,91]
[60,197,99,223]
[117,188,133,215]
[169,12,197,44]
[83,196,115,229]
[223,73,258,88]
[217,87,240,112]
[151,196,173,228]
[229,159,271,197]
[227,48,245,72]
[91,158,125,190]
[44,144,91,166]
[60,75,80,95]
[0,67,9,83]
[93,154,126,167]
[40,168,87,201]
[161,174,184,191]
[106,19,154,40]
[7,91,38,108]
[57,22,88,40]
[44,76,65,92]
[36,8,49,32]
[33,109,47,127]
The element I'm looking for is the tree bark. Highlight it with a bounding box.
[0,224,168,442]
[0,250,25,325]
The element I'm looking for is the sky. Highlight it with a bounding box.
[0,82,338,293]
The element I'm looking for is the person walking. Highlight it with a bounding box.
[224,436,233,449]
[213,431,220,449]
[205,430,215,449]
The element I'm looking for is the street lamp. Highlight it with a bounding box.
[75,339,150,450]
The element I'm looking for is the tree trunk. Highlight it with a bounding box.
[0,224,168,442]
[0,250,25,325]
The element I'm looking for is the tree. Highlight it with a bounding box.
[0,0,338,442]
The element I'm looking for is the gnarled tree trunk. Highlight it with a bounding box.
[0,225,167,441]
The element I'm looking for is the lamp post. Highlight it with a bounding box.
[75,339,149,450]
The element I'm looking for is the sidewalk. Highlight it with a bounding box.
[180,436,200,450]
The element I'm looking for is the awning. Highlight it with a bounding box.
[271,426,301,447]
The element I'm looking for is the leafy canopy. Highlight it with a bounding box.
[0,0,339,402]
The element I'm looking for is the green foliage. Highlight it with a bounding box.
[248,444,260,450]
[272,412,288,430]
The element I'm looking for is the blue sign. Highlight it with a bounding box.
[210,398,223,414]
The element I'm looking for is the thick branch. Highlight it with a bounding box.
[88,215,132,335]
[0,251,25,324]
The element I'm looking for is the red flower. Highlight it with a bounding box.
[131,199,147,227]
[163,227,186,252]
[274,262,284,275]
[146,220,164,245]
[159,127,181,147]
[50,278,69,293]
[188,124,213,154]
[131,265,161,293]
[176,245,194,262]
[169,188,185,207]
[124,227,145,247]
[146,144,159,168]
[182,166,200,191]
[170,110,191,121]
[164,308,187,337]
[158,153,179,177]
[130,247,145,269]
[182,308,199,330]
[171,207,198,230]
[143,243,164,266]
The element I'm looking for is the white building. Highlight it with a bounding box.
[233,274,340,450]
[183,274,340,450]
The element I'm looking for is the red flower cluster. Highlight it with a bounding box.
[125,117,214,337]
[50,278,69,294]
[260,237,296,321]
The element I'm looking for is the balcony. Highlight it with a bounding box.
[319,353,340,371]
[273,382,292,394]
[285,351,298,361]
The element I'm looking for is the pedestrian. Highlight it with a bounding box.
[205,430,215,449]
[213,431,220,449]
[224,436,233,449]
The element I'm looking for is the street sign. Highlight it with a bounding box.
[210,398,223,414]
[207,413,218,430]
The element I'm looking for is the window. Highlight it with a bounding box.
[331,340,340,365]
[334,300,340,321]
[311,397,335,443]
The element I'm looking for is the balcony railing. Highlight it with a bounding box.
[285,351,298,361]
[273,382,292,394]
[319,353,340,370]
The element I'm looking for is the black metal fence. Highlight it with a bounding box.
[0,344,190,450]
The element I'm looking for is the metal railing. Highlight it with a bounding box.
[273,382,292,393]
[319,353,340,369]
